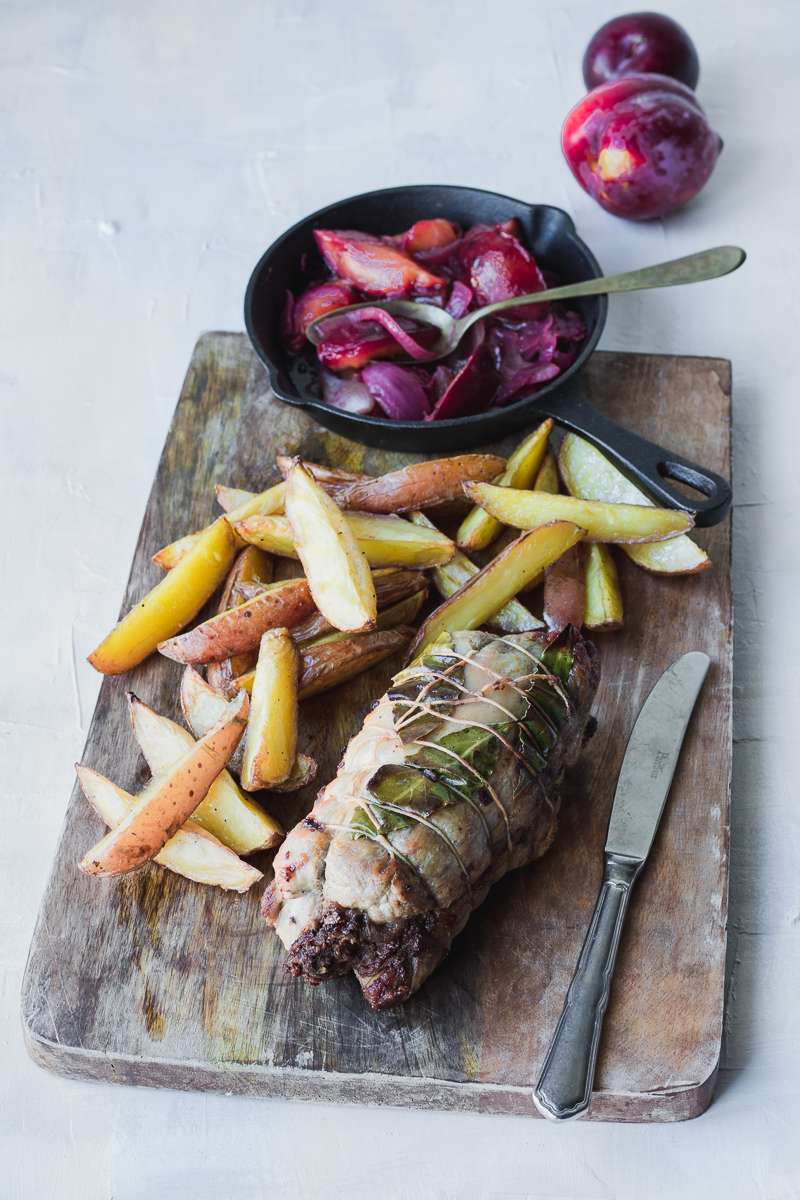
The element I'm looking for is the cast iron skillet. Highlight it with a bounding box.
[245,184,730,526]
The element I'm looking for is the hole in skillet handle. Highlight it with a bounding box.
[656,458,732,525]
[243,184,607,454]
[533,387,731,527]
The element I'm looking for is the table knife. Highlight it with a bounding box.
[533,650,710,1121]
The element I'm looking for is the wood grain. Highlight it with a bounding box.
[21,335,731,1120]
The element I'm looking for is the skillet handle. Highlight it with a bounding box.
[533,391,731,527]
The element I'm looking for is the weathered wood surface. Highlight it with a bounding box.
[21,334,732,1120]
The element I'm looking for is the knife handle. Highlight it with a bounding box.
[533,853,642,1120]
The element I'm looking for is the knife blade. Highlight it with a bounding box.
[606,650,710,862]
[533,650,710,1121]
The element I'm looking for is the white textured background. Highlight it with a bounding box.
[2,1,798,1196]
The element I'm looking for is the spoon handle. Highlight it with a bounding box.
[460,245,746,329]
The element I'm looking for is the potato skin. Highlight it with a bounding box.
[158,578,316,664]
[76,765,262,892]
[544,545,585,632]
[335,454,506,514]
[80,693,250,876]
[231,627,413,699]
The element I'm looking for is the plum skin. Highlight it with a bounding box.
[561,74,722,220]
[582,11,700,90]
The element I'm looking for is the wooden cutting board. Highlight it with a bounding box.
[22,334,731,1121]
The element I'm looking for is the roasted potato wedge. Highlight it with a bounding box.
[375,588,426,630]
[223,480,287,523]
[206,545,274,688]
[533,449,560,494]
[80,692,249,876]
[410,511,542,632]
[285,462,377,632]
[456,421,552,552]
[558,434,711,574]
[241,629,300,790]
[288,568,426,644]
[179,666,316,791]
[152,531,204,571]
[464,482,694,544]
[216,484,268,514]
[544,545,585,632]
[128,694,282,851]
[158,576,316,664]
[76,766,262,891]
[584,543,624,631]
[151,482,286,571]
[408,521,584,660]
[89,517,239,675]
[232,627,413,699]
[236,511,454,568]
[219,546,274,607]
[275,456,366,485]
[267,754,318,792]
[330,454,506,514]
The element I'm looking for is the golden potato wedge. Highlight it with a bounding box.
[533,449,560,494]
[80,692,249,876]
[456,421,552,552]
[179,666,316,792]
[464,482,693,545]
[584,543,624,631]
[158,576,315,664]
[408,522,584,660]
[232,627,412,699]
[128,693,281,851]
[76,765,262,891]
[151,531,204,571]
[330,454,506,514]
[240,629,299,790]
[285,462,377,632]
[215,484,265,514]
[150,482,286,571]
[544,545,585,633]
[89,517,239,675]
[558,434,710,574]
[410,511,542,632]
[236,511,454,568]
[223,479,286,523]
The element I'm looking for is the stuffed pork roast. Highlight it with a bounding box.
[262,626,599,1009]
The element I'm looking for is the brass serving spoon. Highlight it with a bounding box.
[306,245,745,364]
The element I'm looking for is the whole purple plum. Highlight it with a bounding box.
[561,74,722,220]
[583,12,700,90]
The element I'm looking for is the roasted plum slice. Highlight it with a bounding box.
[314,229,446,296]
